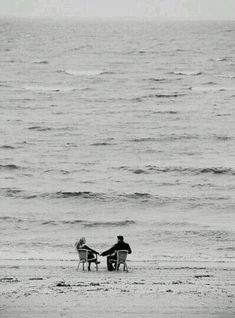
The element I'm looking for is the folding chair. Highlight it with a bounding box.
[77,249,99,271]
[112,250,129,272]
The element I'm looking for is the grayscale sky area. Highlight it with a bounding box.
[0,0,234,19]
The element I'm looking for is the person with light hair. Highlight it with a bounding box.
[75,237,100,271]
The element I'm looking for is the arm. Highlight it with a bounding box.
[83,245,99,255]
[101,245,116,257]
[127,244,132,254]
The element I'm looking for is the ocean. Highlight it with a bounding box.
[0,18,234,266]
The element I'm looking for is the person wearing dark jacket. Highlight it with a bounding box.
[75,237,100,271]
[101,236,132,271]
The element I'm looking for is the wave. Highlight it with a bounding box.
[130,93,185,102]
[119,165,235,176]
[83,220,135,227]
[0,216,135,228]
[171,71,202,76]
[0,164,21,170]
[121,192,153,200]
[143,93,185,99]
[0,187,170,204]
[130,137,157,142]
[147,78,166,82]
[189,86,235,92]
[129,133,232,143]
[91,142,113,146]
[0,145,15,149]
[129,134,200,142]
[33,60,49,64]
[24,85,79,92]
[153,111,179,114]
[53,191,106,200]
[215,136,232,141]
[28,126,52,131]
[0,216,23,222]
[216,74,235,79]
[210,57,228,62]
[59,69,114,77]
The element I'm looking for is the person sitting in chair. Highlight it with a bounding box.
[100,235,132,271]
[75,237,100,271]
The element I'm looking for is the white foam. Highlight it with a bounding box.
[64,70,104,76]
[173,71,202,76]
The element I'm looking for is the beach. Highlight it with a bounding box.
[0,18,235,316]
[1,259,234,317]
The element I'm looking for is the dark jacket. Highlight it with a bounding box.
[101,241,132,257]
[79,244,99,260]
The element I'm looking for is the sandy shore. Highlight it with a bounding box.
[0,260,234,318]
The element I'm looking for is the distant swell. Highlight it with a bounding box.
[147,78,166,82]
[28,126,52,131]
[171,71,202,76]
[0,216,135,228]
[0,145,15,149]
[0,164,21,170]
[91,142,113,146]
[132,93,185,101]
[120,166,235,176]
[58,69,114,77]
[129,134,200,142]
[53,191,106,200]
[84,220,135,227]
[33,60,49,64]
[153,111,179,114]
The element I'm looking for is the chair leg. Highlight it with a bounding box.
[125,262,128,272]
[82,262,84,271]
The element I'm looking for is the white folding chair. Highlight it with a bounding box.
[113,250,129,272]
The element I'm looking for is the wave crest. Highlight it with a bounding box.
[120,166,235,175]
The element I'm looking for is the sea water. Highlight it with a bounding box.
[0,18,234,265]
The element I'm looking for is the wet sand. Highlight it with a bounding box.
[0,260,234,318]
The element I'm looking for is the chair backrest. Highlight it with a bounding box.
[77,249,88,262]
[117,250,128,262]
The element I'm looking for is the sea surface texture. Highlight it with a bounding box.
[0,19,234,265]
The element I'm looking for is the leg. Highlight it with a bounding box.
[107,256,114,271]
[77,261,80,271]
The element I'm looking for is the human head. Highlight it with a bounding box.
[117,235,124,242]
[75,237,86,250]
